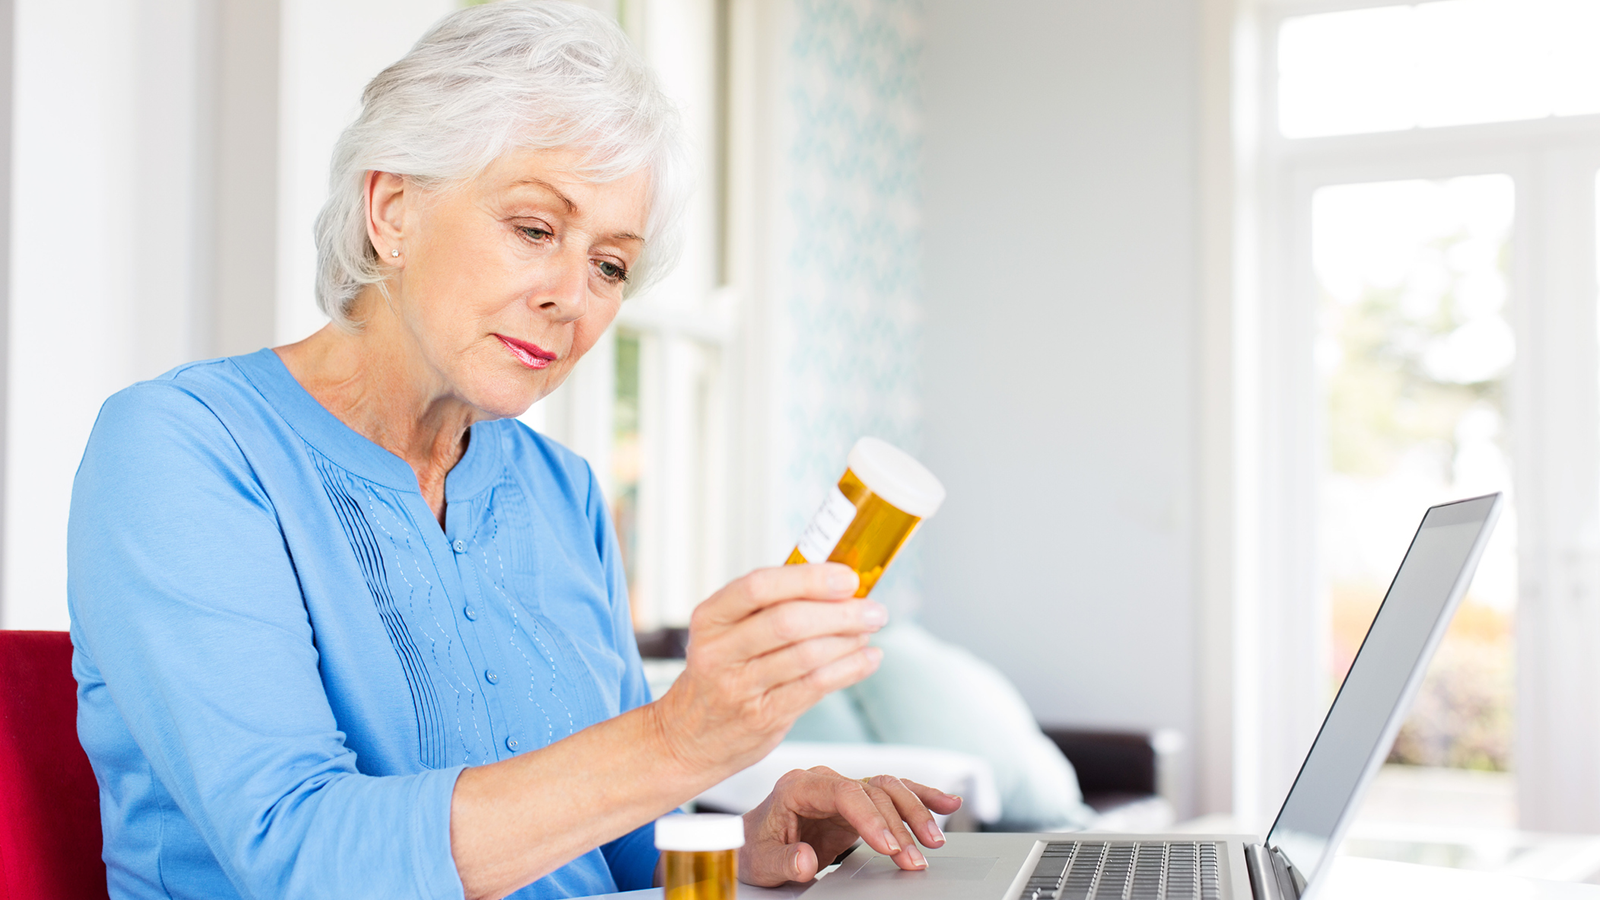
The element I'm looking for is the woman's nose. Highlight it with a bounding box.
[536,250,590,321]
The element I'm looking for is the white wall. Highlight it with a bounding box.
[5,0,208,629]
[2,0,454,629]
[919,0,1203,813]
[276,0,456,346]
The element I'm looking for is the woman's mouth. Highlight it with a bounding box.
[494,334,558,370]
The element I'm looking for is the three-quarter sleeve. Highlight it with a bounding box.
[69,384,467,900]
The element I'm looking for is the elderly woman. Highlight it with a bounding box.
[66,4,955,900]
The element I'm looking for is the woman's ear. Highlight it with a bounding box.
[365,171,408,265]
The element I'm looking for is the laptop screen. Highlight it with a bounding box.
[1265,494,1500,885]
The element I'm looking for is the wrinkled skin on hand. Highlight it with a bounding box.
[648,563,959,886]
[653,564,887,776]
[739,768,964,885]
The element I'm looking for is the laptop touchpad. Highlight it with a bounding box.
[852,857,998,881]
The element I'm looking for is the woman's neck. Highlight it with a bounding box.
[275,310,478,528]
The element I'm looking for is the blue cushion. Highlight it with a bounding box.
[846,622,1096,831]
[786,686,878,743]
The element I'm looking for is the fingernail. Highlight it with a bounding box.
[862,602,888,627]
[828,569,859,594]
[881,830,901,854]
[865,646,884,667]
[909,844,927,868]
[926,820,945,844]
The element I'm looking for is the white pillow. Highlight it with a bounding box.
[846,622,1096,831]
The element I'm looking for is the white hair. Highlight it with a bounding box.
[314,0,689,327]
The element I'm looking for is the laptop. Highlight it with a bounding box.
[805,493,1502,900]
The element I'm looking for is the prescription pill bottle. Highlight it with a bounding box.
[785,437,946,597]
[657,813,744,900]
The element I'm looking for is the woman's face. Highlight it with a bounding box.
[377,147,651,420]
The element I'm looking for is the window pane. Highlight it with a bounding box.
[1280,0,1600,139]
[617,330,727,629]
[1279,6,1418,139]
[1314,175,1518,827]
[613,330,644,626]
[1412,1,1560,129]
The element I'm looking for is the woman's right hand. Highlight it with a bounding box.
[650,563,885,778]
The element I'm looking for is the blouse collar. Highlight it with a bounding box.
[231,347,501,500]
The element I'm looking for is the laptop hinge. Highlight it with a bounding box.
[1245,844,1306,900]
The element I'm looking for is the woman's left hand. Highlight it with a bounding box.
[738,768,965,885]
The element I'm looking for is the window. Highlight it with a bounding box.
[1247,0,1600,837]
[1313,175,1518,827]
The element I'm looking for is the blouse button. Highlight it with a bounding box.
[453,539,467,553]
[506,737,519,752]
[463,606,478,621]
[484,669,499,684]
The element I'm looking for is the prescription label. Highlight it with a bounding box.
[794,487,858,563]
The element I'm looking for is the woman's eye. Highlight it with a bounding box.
[595,259,629,284]
[518,225,553,242]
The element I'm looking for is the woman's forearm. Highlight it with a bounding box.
[448,701,715,900]
[451,564,883,900]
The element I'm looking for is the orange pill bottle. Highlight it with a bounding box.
[657,813,744,900]
[785,437,946,597]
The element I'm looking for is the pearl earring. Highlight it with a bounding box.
[391,249,400,258]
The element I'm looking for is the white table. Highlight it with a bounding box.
[1324,855,1600,898]
[583,855,1600,899]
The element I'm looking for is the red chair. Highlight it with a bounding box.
[0,631,109,900]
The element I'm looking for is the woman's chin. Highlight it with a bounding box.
[473,376,565,421]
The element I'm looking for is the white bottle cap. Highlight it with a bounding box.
[847,437,946,519]
[655,813,746,851]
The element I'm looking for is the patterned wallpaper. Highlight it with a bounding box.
[782,0,927,612]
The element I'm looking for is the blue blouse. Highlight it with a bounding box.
[67,349,658,900]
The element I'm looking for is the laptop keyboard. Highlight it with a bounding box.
[1022,841,1223,900]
